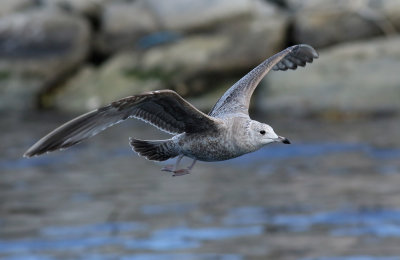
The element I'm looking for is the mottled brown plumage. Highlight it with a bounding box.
[24,44,318,176]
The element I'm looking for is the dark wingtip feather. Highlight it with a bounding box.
[23,151,33,158]
[22,108,112,158]
[273,44,318,71]
[23,140,54,158]
[23,135,79,158]
[297,44,319,59]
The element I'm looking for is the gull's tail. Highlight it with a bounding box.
[129,138,179,161]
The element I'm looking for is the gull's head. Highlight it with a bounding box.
[249,121,290,147]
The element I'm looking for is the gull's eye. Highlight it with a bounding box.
[259,130,266,135]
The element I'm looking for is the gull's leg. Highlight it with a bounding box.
[187,159,197,170]
[172,159,197,177]
[161,155,183,172]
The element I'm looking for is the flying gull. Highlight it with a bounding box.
[24,44,318,176]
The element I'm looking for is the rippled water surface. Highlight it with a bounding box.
[1,113,400,259]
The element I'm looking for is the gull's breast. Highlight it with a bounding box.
[176,124,251,162]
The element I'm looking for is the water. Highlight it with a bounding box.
[1,113,400,259]
[3,142,399,171]
[224,206,400,236]
[0,253,243,260]
[301,257,400,260]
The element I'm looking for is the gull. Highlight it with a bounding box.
[24,44,318,176]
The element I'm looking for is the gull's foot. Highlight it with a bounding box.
[172,168,191,177]
[161,164,174,172]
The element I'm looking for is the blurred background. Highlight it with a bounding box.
[1,0,400,259]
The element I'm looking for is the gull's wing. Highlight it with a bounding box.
[24,90,220,157]
[209,44,318,117]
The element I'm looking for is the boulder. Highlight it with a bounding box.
[132,11,288,96]
[96,0,280,55]
[258,37,400,116]
[0,0,35,17]
[40,0,110,19]
[52,10,288,113]
[379,0,400,32]
[293,10,381,48]
[51,53,164,113]
[95,1,160,55]
[292,1,381,48]
[284,0,341,10]
[143,0,254,31]
[289,0,400,48]
[0,10,91,112]
[51,36,231,112]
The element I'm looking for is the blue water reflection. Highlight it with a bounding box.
[224,206,400,236]
[0,223,262,255]
[2,142,400,171]
[140,203,196,215]
[224,143,400,164]
[0,253,242,260]
[301,256,400,260]
[41,222,146,237]
[2,206,400,258]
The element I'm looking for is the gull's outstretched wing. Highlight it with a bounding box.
[209,44,318,117]
[24,90,220,157]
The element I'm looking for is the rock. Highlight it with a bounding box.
[288,0,400,48]
[133,12,287,96]
[53,10,288,113]
[53,34,229,112]
[379,0,400,32]
[51,52,164,113]
[41,0,108,18]
[96,1,159,55]
[258,37,400,116]
[96,0,280,55]
[53,62,231,114]
[0,10,91,112]
[294,10,382,48]
[284,0,338,10]
[291,0,385,48]
[286,0,400,24]
[143,0,254,31]
[0,0,35,17]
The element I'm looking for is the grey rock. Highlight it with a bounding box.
[52,53,164,113]
[285,0,339,10]
[134,12,287,96]
[96,0,280,55]
[259,36,400,116]
[41,0,109,18]
[143,0,254,31]
[0,0,35,17]
[0,10,91,112]
[292,1,381,48]
[290,0,400,48]
[53,11,287,113]
[294,11,381,48]
[379,0,400,32]
[96,1,159,54]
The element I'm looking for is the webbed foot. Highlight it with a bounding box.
[161,164,174,172]
[160,156,196,177]
[172,168,191,177]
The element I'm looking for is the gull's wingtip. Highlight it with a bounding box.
[23,138,55,158]
[272,44,319,72]
[296,44,319,58]
[23,146,40,158]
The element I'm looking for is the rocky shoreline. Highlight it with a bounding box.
[1,0,400,115]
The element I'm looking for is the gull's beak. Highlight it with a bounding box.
[278,136,291,144]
